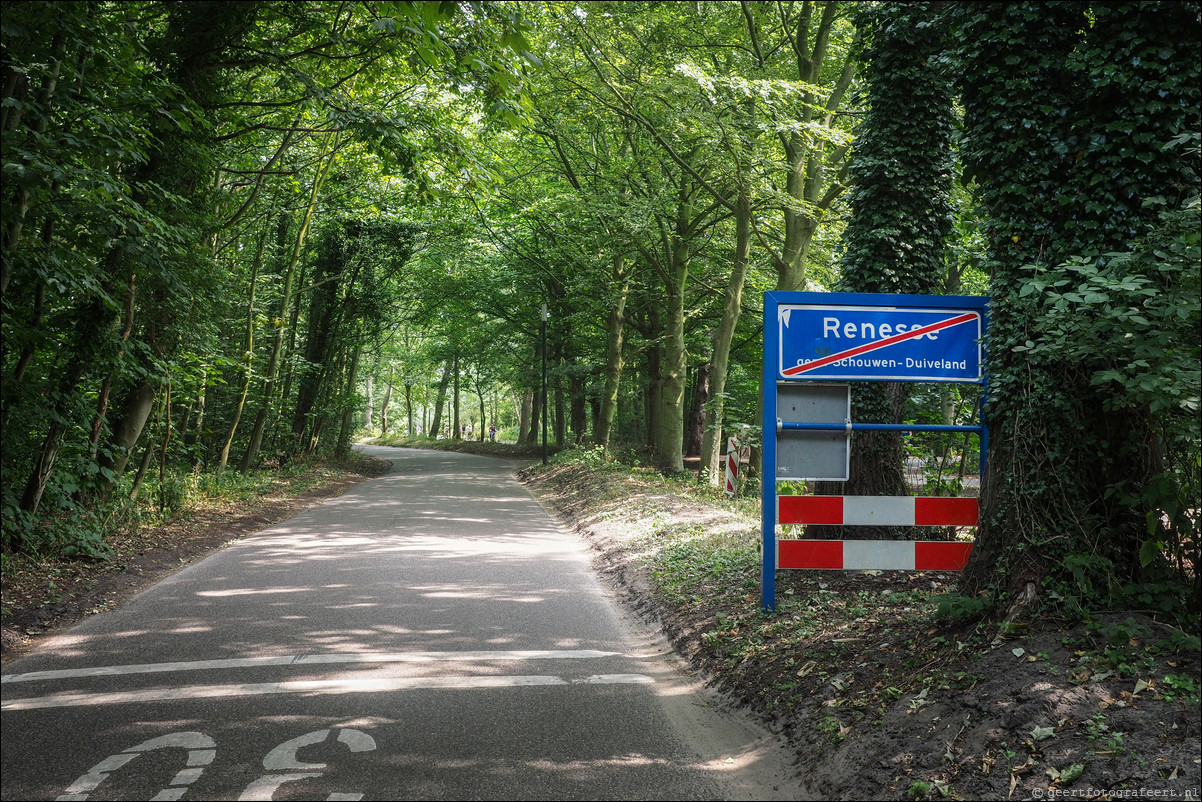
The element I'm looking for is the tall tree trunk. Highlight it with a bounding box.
[217,230,264,472]
[773,4,857,292]
[270,269,306,458]
[86,271,137,459]
[187,370,208,472]
[811,1,953,537]
[570,373,586,444]
[476,375,487,442]
[129,438,157,500]
[452,350,460,438]
[642,307,663,452]
[403,381,412,437]
[291,236,343,454]
[18,249,124,518]
[699,191,753,484]
[365,374,374,433]
[428,359,452,437]
[380,371,394,435]
[157,382,172,515]
[686,363,709,459]
[528,387,543,447]
[656,252,688,474]
[336,342,362,458]
[595,254,629,448]
[518,387,533,444]
[554,368,565,448]
[240,138,337,472]
[92,380,157,500]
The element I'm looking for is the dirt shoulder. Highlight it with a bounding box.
[520,459,1201,802]
[1,455,393,666]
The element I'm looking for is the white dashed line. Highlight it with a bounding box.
[2,674,655,710]
[1,649,620,684]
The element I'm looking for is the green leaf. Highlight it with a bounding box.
[1031,725,1056,742]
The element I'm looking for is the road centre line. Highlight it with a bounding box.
[1,649,620,685]
[1,673,656,711]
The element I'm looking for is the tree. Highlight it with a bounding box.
[945,1,1201,611]
[815,1,956,534]
[1,0,540,553]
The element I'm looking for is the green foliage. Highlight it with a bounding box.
[1159,673,1199,703]
[908,780,931,800]
[931,592,995,623]
[1014,198,1200,418]
[1014,197,1201,614]
[2,1,539,555]
[944,1,1202,613]
[552,445,614,470]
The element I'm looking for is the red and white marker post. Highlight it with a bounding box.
[724,436,739,497]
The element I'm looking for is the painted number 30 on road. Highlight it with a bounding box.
[58,727,376,801]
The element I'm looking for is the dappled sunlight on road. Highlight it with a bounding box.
[196,585,350,597]
[3,446,802,801]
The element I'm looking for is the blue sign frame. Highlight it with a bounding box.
[761,291,991,612]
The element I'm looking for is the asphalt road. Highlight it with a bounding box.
[1,446,804,801]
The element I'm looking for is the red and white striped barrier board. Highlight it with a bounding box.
[775,495,977,570]
[777,539,974,570]
[778,495,979,527]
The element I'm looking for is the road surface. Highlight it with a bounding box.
[1,446,804,800]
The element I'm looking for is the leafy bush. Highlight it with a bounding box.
[1014,192,1201,618]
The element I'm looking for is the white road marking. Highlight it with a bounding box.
[240,728,377,801]
[3,674,655,711]
[1,649,620,684]
[56,732,215,801]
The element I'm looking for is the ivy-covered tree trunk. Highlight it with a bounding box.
[813,1,955,538]
[949,1,1201,606]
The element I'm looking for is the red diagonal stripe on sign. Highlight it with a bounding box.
[782,312,978,377]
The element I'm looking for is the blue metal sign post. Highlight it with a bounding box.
[762,292,991,612]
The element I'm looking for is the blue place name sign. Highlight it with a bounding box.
[778,302,984,382]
